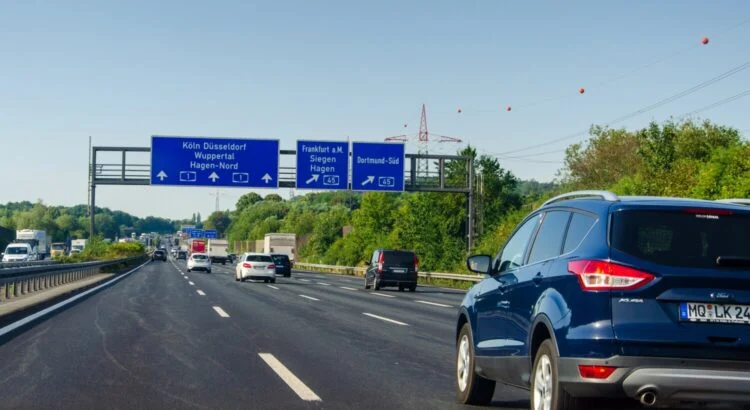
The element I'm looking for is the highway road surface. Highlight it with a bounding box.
[0,259,531,410]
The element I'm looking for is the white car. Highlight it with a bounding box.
[2,243,36,262]
[187,253,212,273]
[235,253,276,283]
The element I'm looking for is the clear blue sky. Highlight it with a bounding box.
[1,0,749,220]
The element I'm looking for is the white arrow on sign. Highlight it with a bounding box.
[306,174,319,184]
[208,172,220,182]
[156,171,168,181]
[262,173,273,184]
[362,176,375,186]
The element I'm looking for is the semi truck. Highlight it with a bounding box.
[207,239,230,265]
[50,242,67,258]
[15,229,49,260]
[264,233,296,261]
[188,239,206,255]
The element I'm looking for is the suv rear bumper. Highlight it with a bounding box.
[559,356,750,404]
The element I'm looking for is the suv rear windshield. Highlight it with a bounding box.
[383,251,415,266]
[246,255,273,262]
[192,254,208,260]
[612,209,750,268]
[154,251,164,256]
[271,255,290,263]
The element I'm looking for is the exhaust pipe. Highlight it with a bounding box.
[639,390,657,407]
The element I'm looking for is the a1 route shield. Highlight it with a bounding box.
[151,135,279,188]
[295,140,349,190]
[351,142,405,192]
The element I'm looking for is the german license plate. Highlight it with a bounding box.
[679,302,750,324]
[392,268,407,274]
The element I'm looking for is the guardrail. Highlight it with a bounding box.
[293,262,483,283]
[0,256,146,303]
[0,260,60,269]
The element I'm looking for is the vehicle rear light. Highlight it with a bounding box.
[414,254,419,273]
[684,207,733,216]
[578,365,617,379]
[242,262,251,268]
[377,252,384,273]
[568,260,654,291]
[268,264,276,269]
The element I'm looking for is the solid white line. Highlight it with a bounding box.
[267,284,279,290]
[298,279,310,282]
[189,281,195,286]
[317,282,331,286]
[298,295,319,301]
[258,353,322,401]
[213,306,230,318]
[370,292,396,298]
[0,260,150,338]
[340,286,358,291]
[362,312,408,326]
[197,290,206,296]
[415,300,453,308]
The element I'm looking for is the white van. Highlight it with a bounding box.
[2,243,37,262]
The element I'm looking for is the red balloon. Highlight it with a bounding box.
[579,87,585,94]
[403,123,408,128]
[702,37,709,45]
[457,108,462,113]
[506,106,512,112]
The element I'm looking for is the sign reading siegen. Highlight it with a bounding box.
[295,140,348,190]
[151,135,279,188]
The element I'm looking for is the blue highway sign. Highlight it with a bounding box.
[351,142,405,192]
[296,140,349,190]
[151,136,279,188]
[190,229,204,238]
[204,230,218,239]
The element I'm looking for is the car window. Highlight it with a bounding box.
[192,254,207,260]
[612,209,750,268]
[272,255,290,263]
[495,214,541,273]
[246,255,273,262]
[371,251,380,265]
[383,251,415,266]
[563,213,596,253]
[527,211,571,264]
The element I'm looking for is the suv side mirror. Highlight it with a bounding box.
[364,261,371,266]
[466,255,493,275]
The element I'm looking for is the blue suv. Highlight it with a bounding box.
[456,191,750,409]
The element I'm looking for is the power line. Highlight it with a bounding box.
[679,89,750,118]
[495,59,750,155]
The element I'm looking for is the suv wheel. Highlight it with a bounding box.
[364,278,371,289]
[531,340,584,410]
[456,323,495,405]
[373,277,381,291]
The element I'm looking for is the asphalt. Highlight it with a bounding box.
[0,258,532,409]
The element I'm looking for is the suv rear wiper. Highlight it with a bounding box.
[716,256,750,267]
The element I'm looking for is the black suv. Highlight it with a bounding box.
[151,250,167,261]
[364,249,418,291]
[271,254,292,277]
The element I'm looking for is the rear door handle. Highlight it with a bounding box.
[533,272,543,285]
[498,301,510,308]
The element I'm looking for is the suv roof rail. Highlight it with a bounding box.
[542,190,620,207]
[715,198,750,206]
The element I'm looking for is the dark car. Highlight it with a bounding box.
[176,251,187,260]
[151,250,167,261]
[364,249,418,292]
[457,191,750,409]
[270,254,292,277]
[227,253,237,264]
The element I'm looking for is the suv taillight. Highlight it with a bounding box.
[242,262,251,268]
[414,254,419,273]
[568,260,654,291]
[377,252,384,273]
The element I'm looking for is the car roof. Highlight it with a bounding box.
[191,252,208,256]
[245,252,270,256]
[542,195,750,214]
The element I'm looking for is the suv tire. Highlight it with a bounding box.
[531,339,588,410]
[456,323,495,405]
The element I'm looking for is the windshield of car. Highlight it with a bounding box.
[271,254,290,263]
[191,254,208,260]
[383,251,415,266]
[246,255,273,262]
[612,209,750,268]
[52,244,65,250]
[6,246,28,255]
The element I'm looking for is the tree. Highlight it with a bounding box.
[204,211,232,237]
[235,192,263,213]
[264,194,283,202]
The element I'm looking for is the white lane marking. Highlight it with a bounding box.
[189,281,195,286]
[213,306,230,318]
[362,312,408,326]
[184,276,189,280]
[258,353,322,401]
[298,279,310,282]
[197,290,206,296]
[0,261,149,338]
[267,284,279,290]
[340,286,358,291]
[370,292,396,298]
[317,282,331,286]
[298,295,319,301]
[415,300,453,308]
